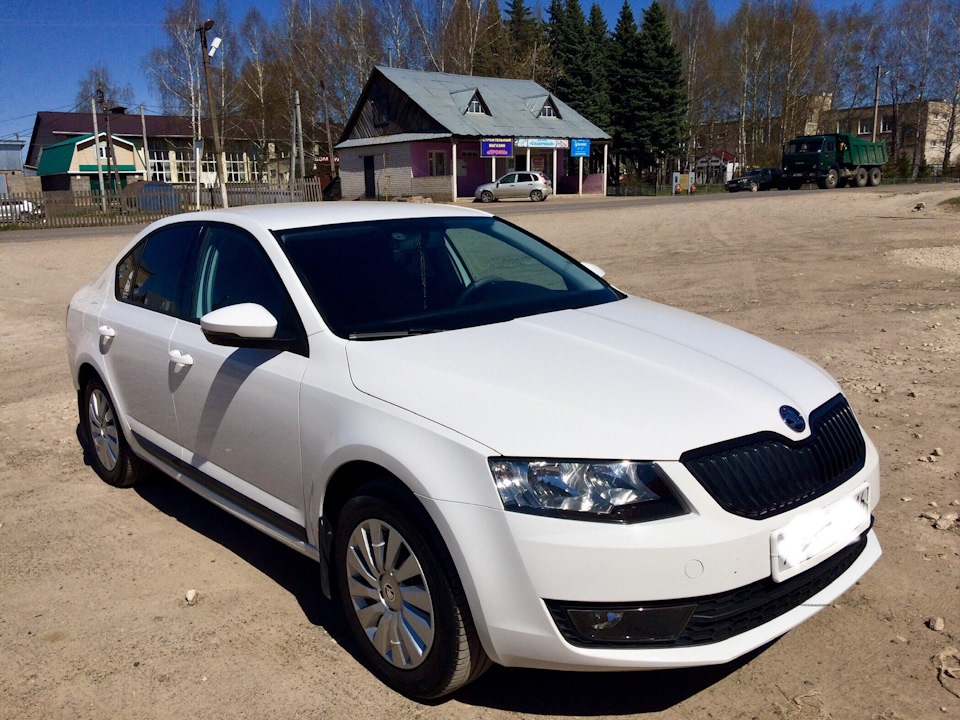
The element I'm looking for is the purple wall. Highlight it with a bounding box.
[411,140,492,198]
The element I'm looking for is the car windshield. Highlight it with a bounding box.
[275,216,621,339]
[787,139,823,154]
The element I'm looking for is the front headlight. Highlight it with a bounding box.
[488,459,689,523]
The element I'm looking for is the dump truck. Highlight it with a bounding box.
[781,133,889,189]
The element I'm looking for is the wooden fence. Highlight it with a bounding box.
[0,178,329,230]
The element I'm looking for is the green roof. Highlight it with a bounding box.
[37,133,140,176]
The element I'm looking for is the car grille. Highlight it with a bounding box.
[547,530,868,648]
[680,394,866,520]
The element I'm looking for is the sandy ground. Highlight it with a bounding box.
[1,187,959,719]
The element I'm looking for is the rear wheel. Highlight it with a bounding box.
[867,166,882,186]
[334,479,490,698]
[479,190,494,203]
[530,189,544,202]
[854,166,868,187]
[82,377,145,487]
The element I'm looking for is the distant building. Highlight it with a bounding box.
[26,109,304,192]
[336,66,612,201]
[0,140,37,194]
[693,96,960,175]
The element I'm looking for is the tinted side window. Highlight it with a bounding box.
[128,224,201,316]
[193,224,306,351]
[116,242,145,301]
[501,174,517,184]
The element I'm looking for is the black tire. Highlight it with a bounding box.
[824,168,839,189]
[530,189,544,202]
[479,190,494,203]
[81,377,145,487]
[867,166,882,186]
[333,479,490,699]
[749,181,759,192]
[854,166,868,187]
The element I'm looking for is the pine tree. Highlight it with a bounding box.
[554,0,589,110]
[608,1,642,163]
[585,3,611,130]
[635,1,687,170]
[504,0,537,78]
[474,1,506,77]
[545,0,566,92]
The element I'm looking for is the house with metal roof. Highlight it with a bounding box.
[26,110,289,191]
[36,132,148,192]
[336,66,612,201]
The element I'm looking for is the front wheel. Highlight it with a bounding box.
[479,190,494,203]
[334,480,490,698]
[749,181,759,192]
[824,168,839,189]
[82,377,146,487]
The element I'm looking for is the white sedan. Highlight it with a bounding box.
[66,203,880,699]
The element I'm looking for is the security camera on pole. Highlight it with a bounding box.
[197,19,229,209]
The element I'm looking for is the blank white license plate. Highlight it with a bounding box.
[770,483,871,582]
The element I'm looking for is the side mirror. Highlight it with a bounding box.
[581,261,606,278]
[201,303,292,350]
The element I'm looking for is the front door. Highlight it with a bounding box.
[363,155,376,198]
[170,223,309,533]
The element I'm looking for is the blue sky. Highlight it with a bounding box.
[0,0,865,154]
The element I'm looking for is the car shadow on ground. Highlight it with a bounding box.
[106,443,769,716]
[450,647,768,715]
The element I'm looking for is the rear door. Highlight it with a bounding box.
[98,223,202,456]
[168,222,310,538]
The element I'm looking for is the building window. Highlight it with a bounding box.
[540,102,556,118]
[224,152,246,183]
[428,150,447,176]
[858,118,872,135]
[149,150,171,182]
[175,150,195,183]
[880,116,892,133]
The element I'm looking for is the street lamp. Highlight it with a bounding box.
[197,18,229,208]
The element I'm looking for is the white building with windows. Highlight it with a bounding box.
[336,67,612,201]
[26,109,273,192]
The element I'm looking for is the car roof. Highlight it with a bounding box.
[171,201,492,232]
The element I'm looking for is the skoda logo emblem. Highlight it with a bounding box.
[780,406,805,433]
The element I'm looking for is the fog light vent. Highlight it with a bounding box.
[562,604,695,644]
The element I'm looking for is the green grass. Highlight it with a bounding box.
[939,197,960,210]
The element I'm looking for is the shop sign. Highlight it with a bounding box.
[481,137,513,157]
[571,138,591,157]
[515,138,570,149]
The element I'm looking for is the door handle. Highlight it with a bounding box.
[168,349,194,367]
[98,325,115,338]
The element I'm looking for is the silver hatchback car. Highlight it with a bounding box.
[474,171,552,202]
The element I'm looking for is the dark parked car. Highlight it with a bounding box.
[726,168,783,192]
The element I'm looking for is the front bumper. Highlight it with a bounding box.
[424,443,880,670]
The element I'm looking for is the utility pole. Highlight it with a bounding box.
[295,90,305,186]
[97,85,123,204]
[197,19,229,208]
[321,81,336,182]
[289,95,297,196]
[90,97,106,212]
[872,64,882,143]
[140,104,151,181]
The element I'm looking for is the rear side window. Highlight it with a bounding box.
[118,223,201,316]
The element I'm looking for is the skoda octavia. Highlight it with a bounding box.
[66,204,880,699]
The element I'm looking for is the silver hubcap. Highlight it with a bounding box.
[346,519,434,669]
[88,389,119,472]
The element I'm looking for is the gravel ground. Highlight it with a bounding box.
[1,186,959,719]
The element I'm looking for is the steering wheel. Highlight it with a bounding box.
[454,276,504,307]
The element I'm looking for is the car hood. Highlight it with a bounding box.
[345,297,841,459]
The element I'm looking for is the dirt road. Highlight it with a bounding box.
[2,187,959,719]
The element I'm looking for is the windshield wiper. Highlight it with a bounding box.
[348,328,443,340]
